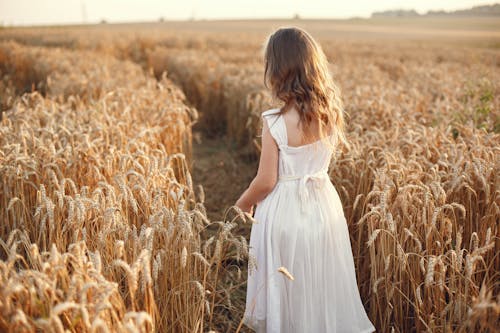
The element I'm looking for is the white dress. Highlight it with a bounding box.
[243,108,376,333]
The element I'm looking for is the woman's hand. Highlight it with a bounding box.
[235,197,254,215]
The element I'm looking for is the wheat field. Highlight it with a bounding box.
[0,18,499,332]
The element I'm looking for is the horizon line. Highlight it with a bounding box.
[2,13,497,29]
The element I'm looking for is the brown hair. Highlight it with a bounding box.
[263,26,349,149]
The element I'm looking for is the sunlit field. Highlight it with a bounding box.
[0,17,499,332]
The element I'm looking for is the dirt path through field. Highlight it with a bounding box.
[191,130,257,222]
[189,130,256,332]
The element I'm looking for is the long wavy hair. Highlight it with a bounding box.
[263,26,349,150]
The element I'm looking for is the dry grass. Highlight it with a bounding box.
[0,40,251,332]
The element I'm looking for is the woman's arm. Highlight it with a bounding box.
[235,117,279,213]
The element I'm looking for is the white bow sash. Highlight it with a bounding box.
[278,169,329,213]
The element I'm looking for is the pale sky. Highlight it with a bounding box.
[0,0,494,26]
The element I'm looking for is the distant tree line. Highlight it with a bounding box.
[372,3,500,18]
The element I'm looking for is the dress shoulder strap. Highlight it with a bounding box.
[261,108,287,147]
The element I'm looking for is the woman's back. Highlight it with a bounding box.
[262,108,335,179]
[280,105,333,148]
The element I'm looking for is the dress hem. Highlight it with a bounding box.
[243,315,376,333]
